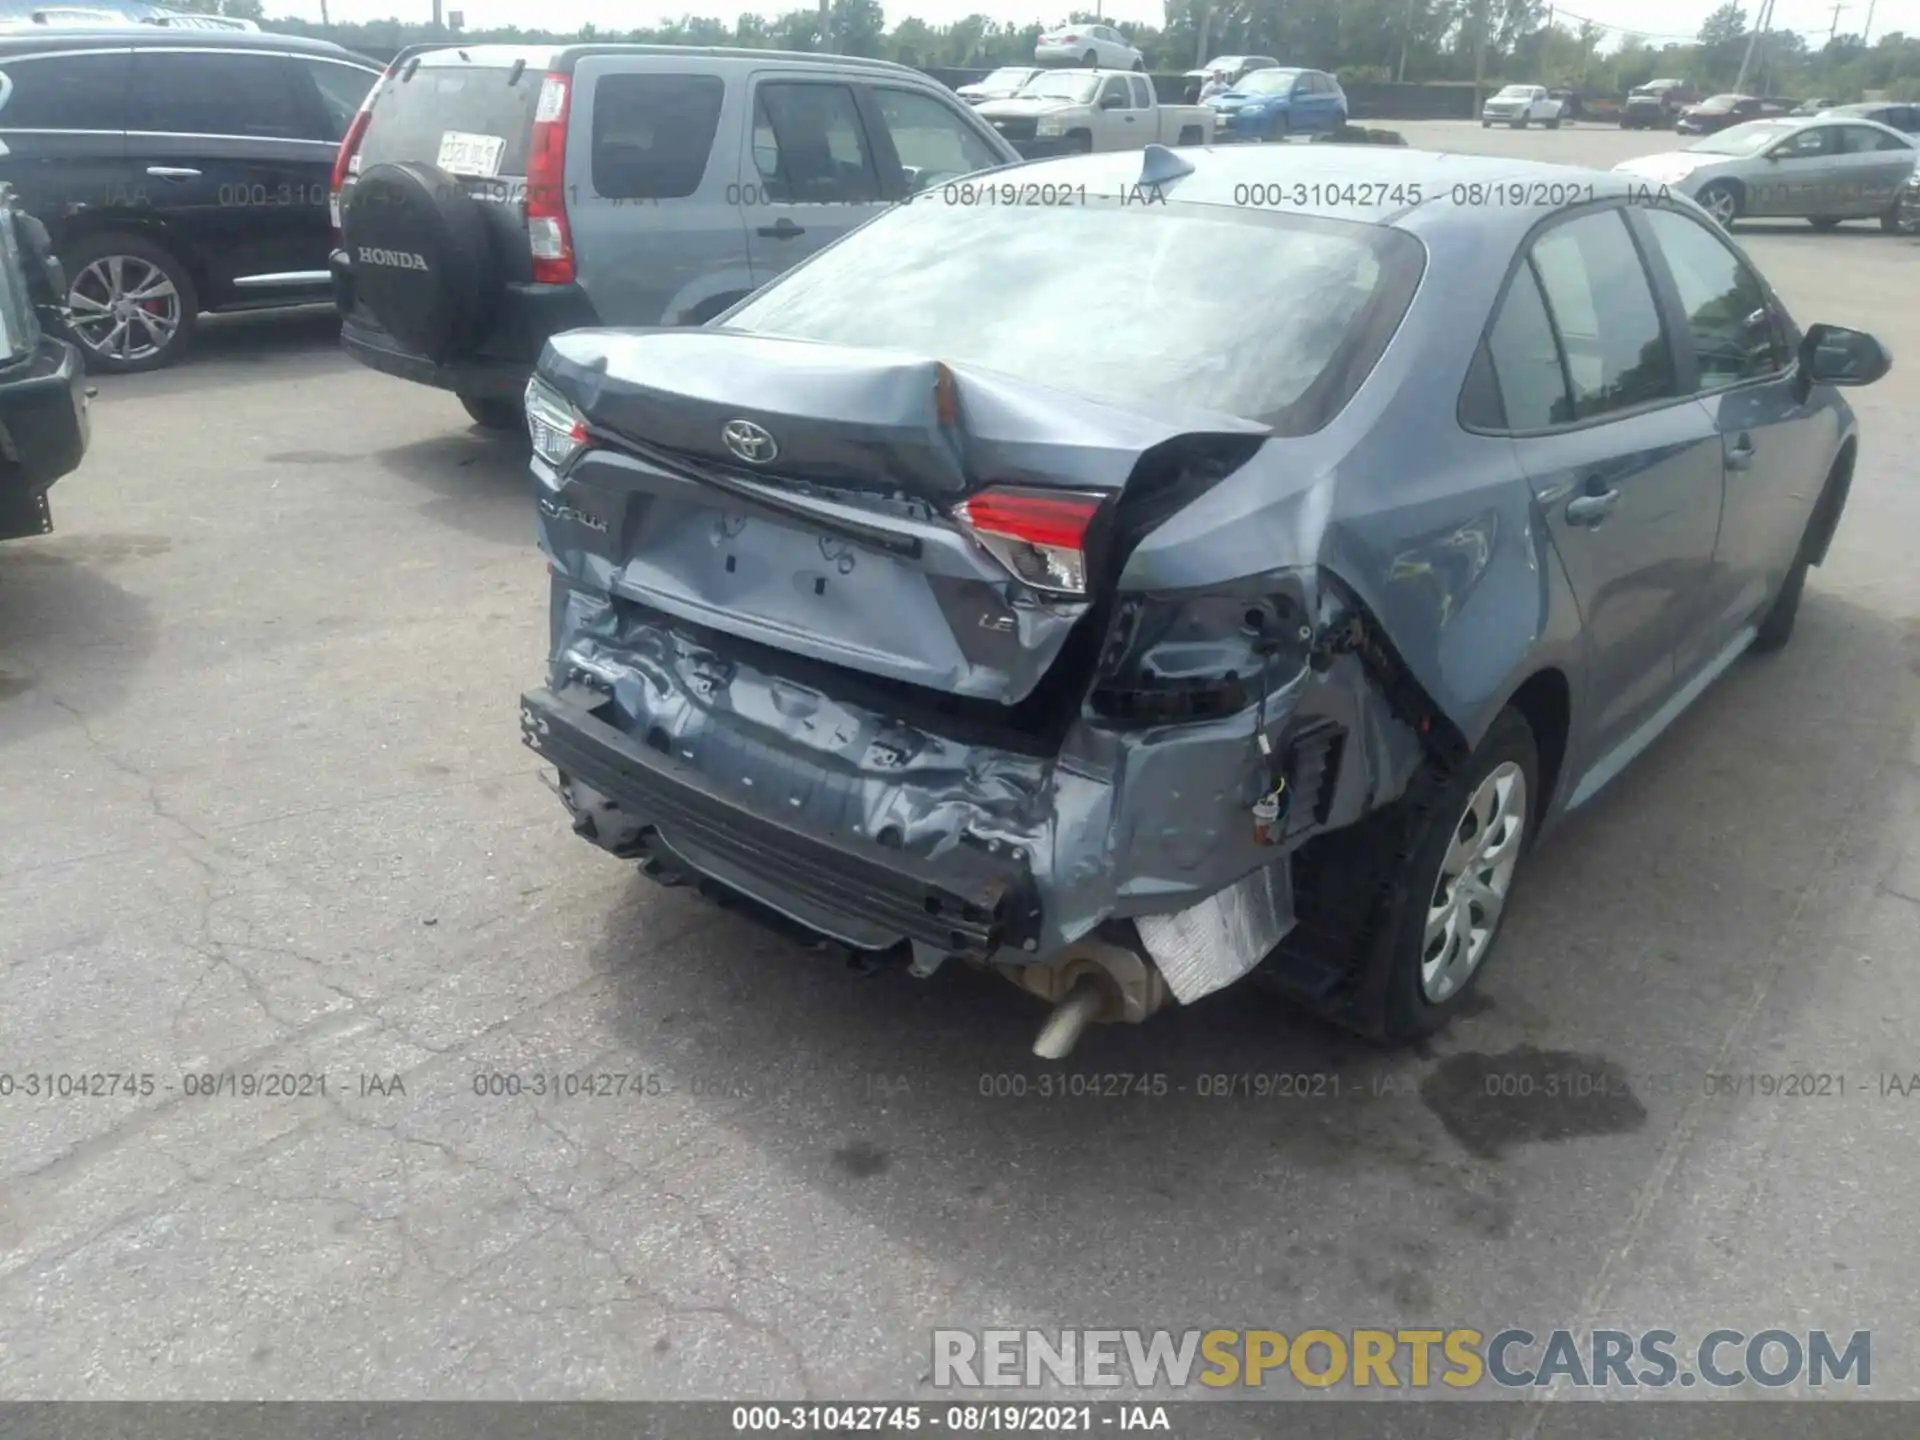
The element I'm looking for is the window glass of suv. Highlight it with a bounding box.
[1528,209,1675,420]
[0,52,130,131]
[129,51,301,139]
[357,63,541,177]
[590,73,723,201]
[300,58,377,143]
[869,89,1001,193]
[1484,260,1573,429]
[1641,206,1787,385]
[753,83,879,204]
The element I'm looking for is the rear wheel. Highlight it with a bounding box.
[62,232,197,373]
[460,395,521,431]
[1881,201,1913,234]
[1131,58,1144,71]
[1082,49,1098,66]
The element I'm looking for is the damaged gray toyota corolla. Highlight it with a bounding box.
[519,144,1888,1057]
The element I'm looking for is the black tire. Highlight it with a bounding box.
[60,231,197,374]
[1696,179,1743,229]
[1131,58,1144,71]
[1068,131,1093,154]
[1364,709,1539,1043]
[1482,119,1493,128]
[1881,202,1912,234]
[342,161,497,363]
[1082,49,1097,67]
[1546,117,1562,129]
[460,394,521,430]
[1809,216,1844,230]
[1261,710,1540,1045]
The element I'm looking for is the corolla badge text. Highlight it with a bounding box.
[538,496,607,532]
[722,418,779,465]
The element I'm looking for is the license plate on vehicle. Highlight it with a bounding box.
[437,131,506,178]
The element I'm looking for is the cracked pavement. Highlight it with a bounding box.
[2,122,1919,1403]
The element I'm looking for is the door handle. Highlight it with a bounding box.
[1565,487,1621,526]
[756,218,805,240]
[1725,433,1756,470]
[145,166,201,180]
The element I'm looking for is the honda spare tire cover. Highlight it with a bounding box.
[343,161,496,362]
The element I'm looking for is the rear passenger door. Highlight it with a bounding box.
[740,76,883,287]
[1472,206,1724,777]
[126,47,339,301]
[1828,122,1915,215]
[566,63,739,326]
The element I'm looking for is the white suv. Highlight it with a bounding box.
[1481,84,1565,129]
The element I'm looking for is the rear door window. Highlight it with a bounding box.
[358,63,541,177]
[752,82,879,205]
[590,73,723,200]
[1128,74,1152,107]
[1484,261,1572,430]
[1527,209,1676,420]
[299,57,378,144]
[129,50,303,139]
[0,52,131,130]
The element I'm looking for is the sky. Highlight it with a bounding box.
[282,0,1914,50]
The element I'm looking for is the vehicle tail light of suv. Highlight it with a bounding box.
[330,63,392,244]
[527,73,575,285]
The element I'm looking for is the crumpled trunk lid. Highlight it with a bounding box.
[535,329,1267,708]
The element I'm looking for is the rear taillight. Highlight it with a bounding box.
[954,487,1104,596]
[526,73,574,285]
[329,75,382,245]
[526,375,588,468]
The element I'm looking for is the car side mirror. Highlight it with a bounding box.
[1098,94,1122,109]
[1802,323,1891,386]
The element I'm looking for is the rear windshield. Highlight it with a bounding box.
[726,198,1425,433]
[359,62,543,177]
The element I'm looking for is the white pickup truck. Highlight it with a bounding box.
[974,69,1214,156]
[1480,84,1566,129]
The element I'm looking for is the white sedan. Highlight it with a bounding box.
[1481,85,1565,129]
[1035,22,1143,71]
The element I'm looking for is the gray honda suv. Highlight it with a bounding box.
[331,44,1019,429]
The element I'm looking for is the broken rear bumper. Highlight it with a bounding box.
[520,684,1039,959]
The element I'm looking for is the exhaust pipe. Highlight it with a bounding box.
[1003,937,1171,1060]
[1032,976,1107,1060]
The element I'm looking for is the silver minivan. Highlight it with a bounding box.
[332,44,1020,429]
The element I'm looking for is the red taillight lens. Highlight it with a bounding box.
[329,104,373,245]
[954,487,1104,596]
[526,72,574,285]
[1062,33,1079,42]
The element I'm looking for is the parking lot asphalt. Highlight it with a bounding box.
[3,121,1919,1408]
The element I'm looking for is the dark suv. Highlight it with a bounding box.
[1621,78,1698,129]
[0,29,380,371]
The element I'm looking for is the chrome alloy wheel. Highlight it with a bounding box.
[1699,185,1739,226]
[68,255,182,364]
[1421,761,1528,1003]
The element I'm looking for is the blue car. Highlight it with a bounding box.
[1209,67,1347,141]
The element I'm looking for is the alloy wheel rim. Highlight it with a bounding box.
[68,256,181,363]
[1703,188,1736,224]
[1421,761,1527,1004]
